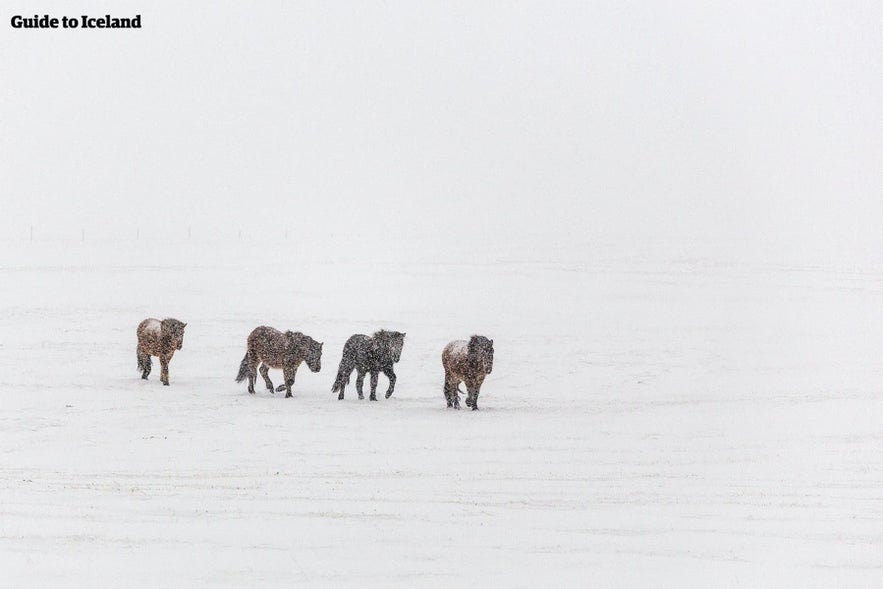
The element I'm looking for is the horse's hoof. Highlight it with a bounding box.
[465,398,473,407]
[385,392,393,399]
[275,384,287,393]
[369,396,377,401]
[358,395,364,400]
[338,394,344,400]
[472,405,479,411]
[285,392,292,398]
[141,375,148,380]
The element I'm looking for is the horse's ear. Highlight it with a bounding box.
[320,342,324,348]
[490,339,494,345]
[183,323,187,328]
[402,332,407,337]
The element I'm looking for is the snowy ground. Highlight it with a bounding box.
[1,236,881,587]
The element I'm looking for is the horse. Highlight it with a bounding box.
[235,326,323,397]
[331,330,406,401]
[441,335,494,410]
[136,318,187,385]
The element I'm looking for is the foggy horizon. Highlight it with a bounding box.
[2,1,881,266]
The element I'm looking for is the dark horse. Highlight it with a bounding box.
[331,330,406,400]
[235,326,323,397]
[136,318,187,385]
[442,335,494,410]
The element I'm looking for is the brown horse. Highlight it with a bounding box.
[442,335,494,410]
[136,318,187,385]
[235,326,323,397]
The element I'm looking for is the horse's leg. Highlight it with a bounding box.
[464,379,475,408]
[382,367,396,399]
[259,363,274,393]
[445,373,461,409]
[159,354,170,386]
[355,370,366,400]
[247,351,259,394]
[369,371,379,401]
[471,376,485,411]
[141,352,152,379]
[465,380,478,410]
[281,365,297,398]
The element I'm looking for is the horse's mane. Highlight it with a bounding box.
[161,318,186,333]
[468,335,492,352]
[468,335,493,375]
[372,330,404,361]
[373,329,403,342]
[287,331,321,350]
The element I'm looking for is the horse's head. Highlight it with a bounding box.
[469,335,494,374]
[390,332,406,363]
[305,339,323,373]
[163,318,187,350]
[376,330,406,363]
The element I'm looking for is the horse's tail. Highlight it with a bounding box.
[235,353,250,382]
[331,355,354,393]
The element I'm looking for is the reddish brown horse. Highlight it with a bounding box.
[441,335,494,410]
[236,326,323,397]
[136,318,187,385]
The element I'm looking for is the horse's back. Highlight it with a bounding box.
[442,340,468,371]
[137,318,162,340]
[340,334,370,364]
[247,325,290,366]
[247,325,282,346]
[136,318,163,356]
[344,334,370,350]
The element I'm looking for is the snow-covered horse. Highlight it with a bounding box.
[136,318,187,385]
[331,330,406,400]
[441,335,494,410]
[236,326,323,397]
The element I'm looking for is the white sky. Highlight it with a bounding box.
[1,1,880,262]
